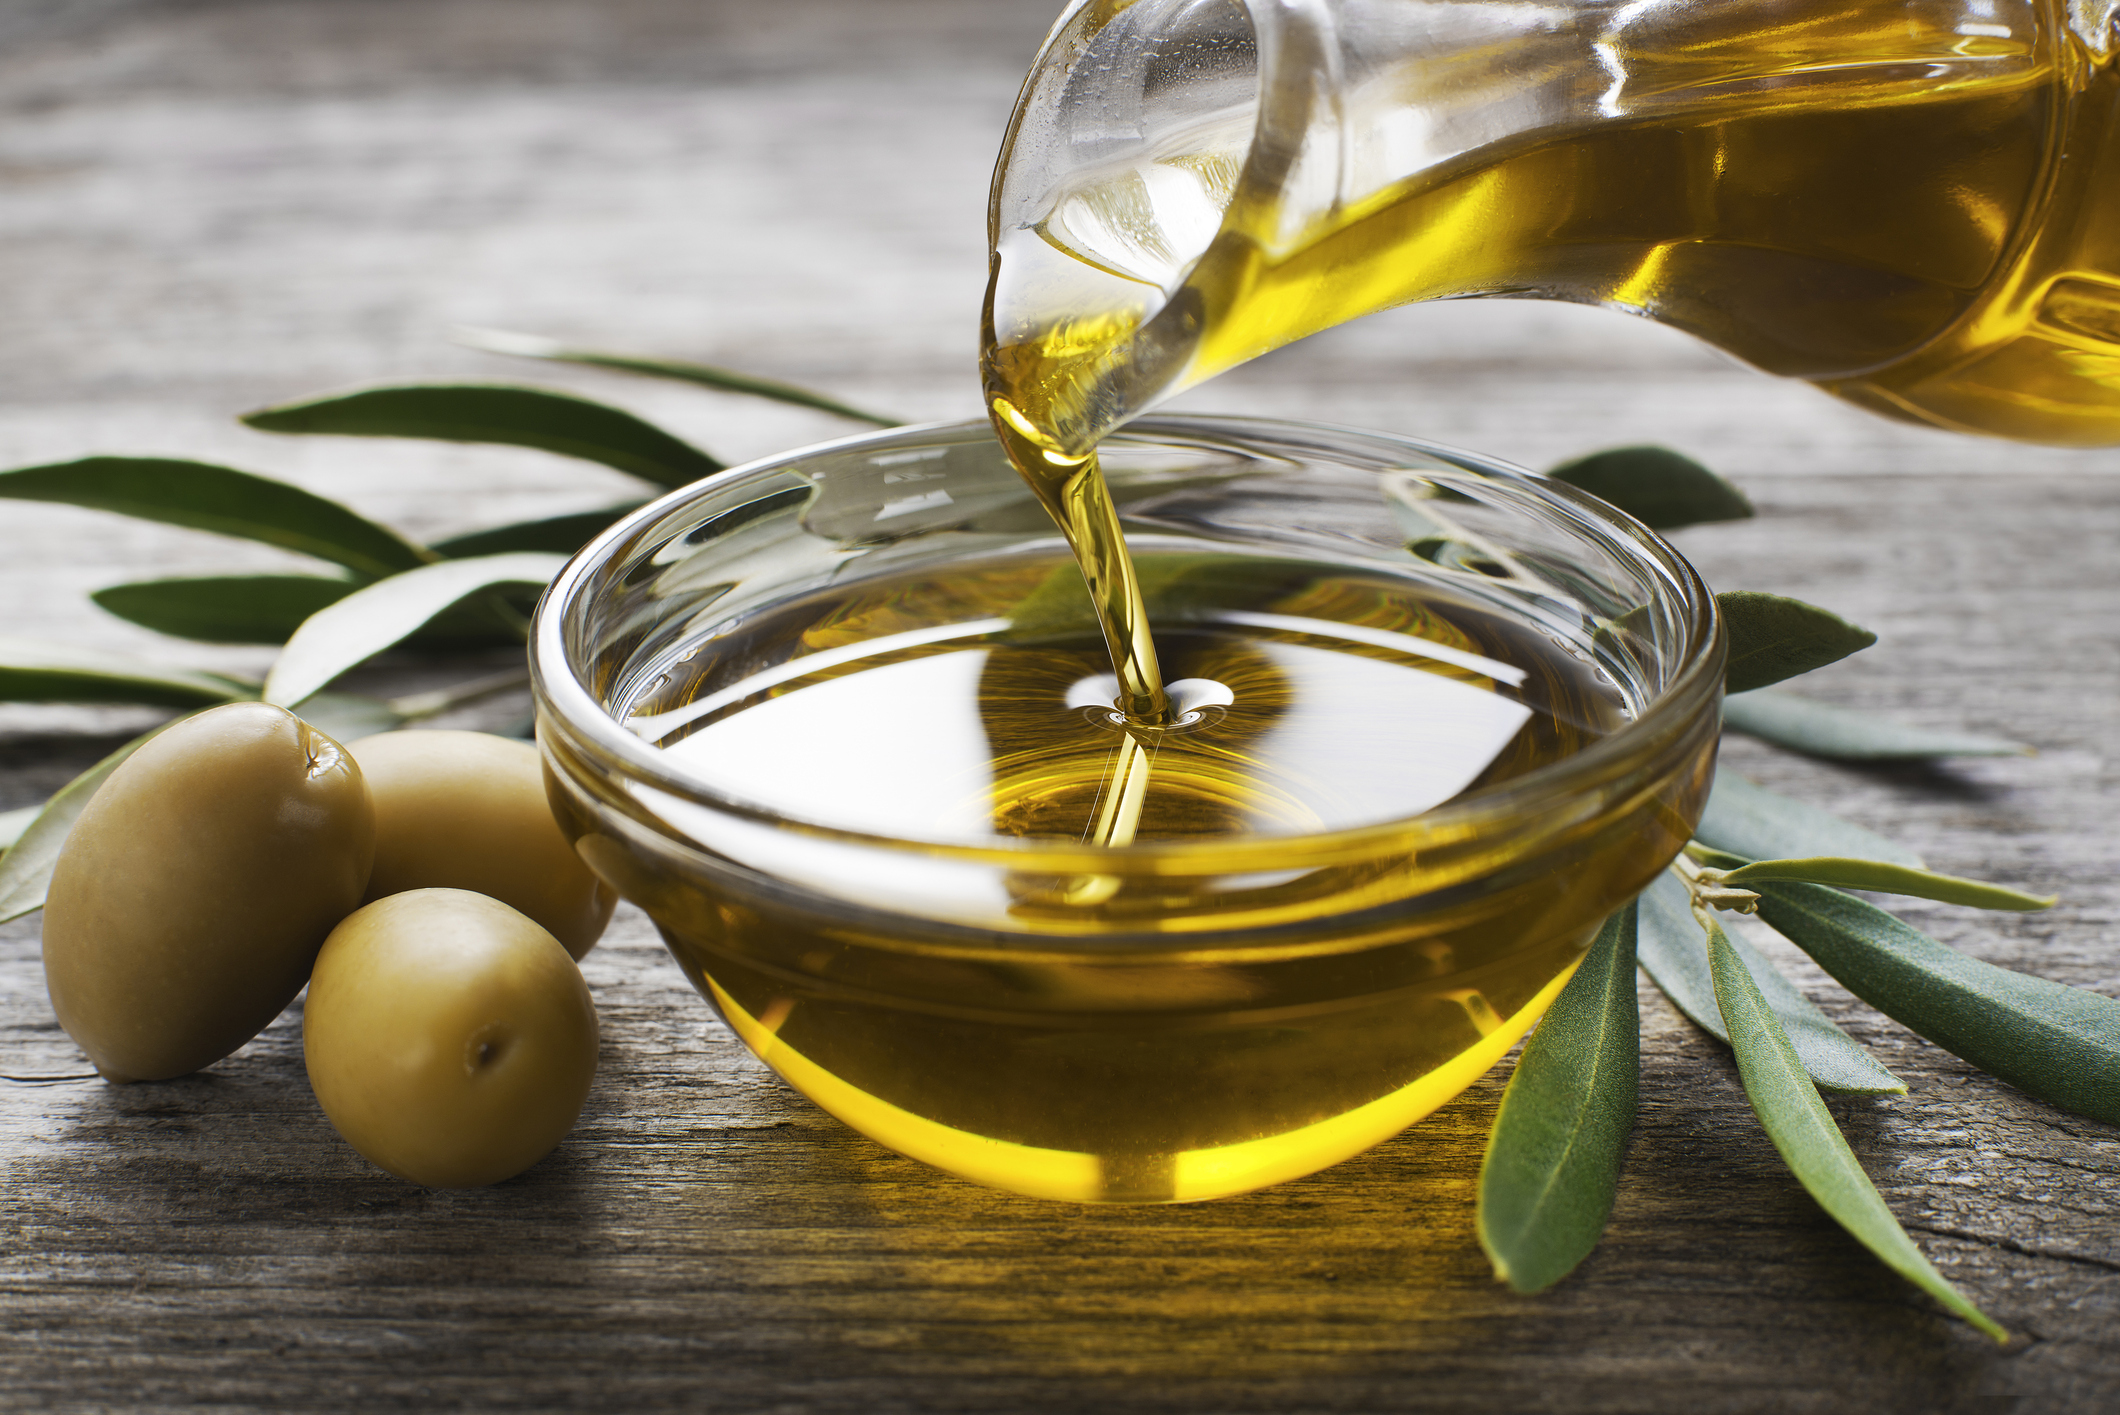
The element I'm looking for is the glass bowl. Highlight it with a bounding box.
[531,415,1722,1203]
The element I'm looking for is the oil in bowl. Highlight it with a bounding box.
[533,416,1722,1202]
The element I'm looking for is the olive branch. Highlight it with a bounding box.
[2,334,2111,1343]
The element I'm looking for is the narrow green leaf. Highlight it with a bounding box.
[290,692,404,743]
[92,574,531,651]
[1752,881,2120,1128]
[0,722,174,922]
[1718,591,1877,693]
[411,588,542,649]
[0,636,255,708]
[429,503,646,559]
[1705,914,2007,1342]
[455,327,902,427]
[1722,689,2029,760]
[0,457,429,577]
[1477,904,1641,1292]
[241,385,723,490]
[1687,845,1754,873]
[383,667,531,726]
[1547,446,1754,529]
[262,552,566,708]
[0,806,35,853]
[1694,770,1924,869]
[1719,858,2054,913]
[92,575,358,645]
[1639,874,1904,1095]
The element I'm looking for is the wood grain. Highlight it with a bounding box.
[3,3,2116,1410]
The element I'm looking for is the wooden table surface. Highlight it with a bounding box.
[3,3,2116,1410]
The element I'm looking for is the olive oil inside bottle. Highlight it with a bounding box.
[984,8,2120,451]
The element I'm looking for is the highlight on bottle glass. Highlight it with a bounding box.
[532,416,1725,1203]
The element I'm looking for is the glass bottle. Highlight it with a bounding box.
[984,0,2120,449]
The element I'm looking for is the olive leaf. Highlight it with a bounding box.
[1750,880,2120,1128]
[0,636,255,708]
[1721,689,2029,761]
[0,721,172,923]
[291,691,406,744]
[262,552,567,708]
[1639,874,1904,1095]
[429,503,647,558]
[0,457,430,578]
[92,575,360,645]
[1717,591,1877,693]
[241,385,724,490]
[0,805,35,853]
[379,667,531,726]
[1708,857,2054,912]
[92,575,535,650]
[1477,903,1640,1293]
[455,327,902,428]
[1694,770,1923,869]
[1546,446,1754,529]
[1703,911,2007,1342]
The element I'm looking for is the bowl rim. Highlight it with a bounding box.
[530,412,1724,872]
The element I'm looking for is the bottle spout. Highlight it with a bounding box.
[984,0,1263,455]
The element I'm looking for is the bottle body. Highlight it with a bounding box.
[1827,40,2120,443]
[984,0,2120,448]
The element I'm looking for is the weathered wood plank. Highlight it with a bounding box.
[2,2,2116,1410]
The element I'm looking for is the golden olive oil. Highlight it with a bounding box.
[626,551,1624,846]
[613,549,1665,1201]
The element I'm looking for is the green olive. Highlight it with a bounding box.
[350,730,615,960]
[42,702,374,1083]
[304,888,598,1188]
